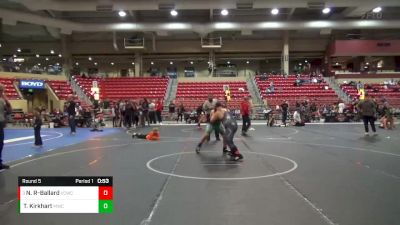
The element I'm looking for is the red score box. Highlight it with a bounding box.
[99,186,113,200]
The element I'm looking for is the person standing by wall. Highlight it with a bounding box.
[176,103,185,123]
[240,96,251,135]
[0,84,12,170]
[357,93,377,136]
[132,101,139,128]
[168,100,176,121]
[148,100,156,124]
[66,95,77,135]
[155,98,163,125]
[33,107,43,147]
[125,100,134,129]
[118,100,125,127]
[280,100,289,126]
[111,104,116,127]
[142,98,150,126]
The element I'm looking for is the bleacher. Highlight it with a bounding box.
[0,78,20,99]
[100,77,169,100]
[175,81,249,110]
[47,80,74,100]
[256,75,339,108]
[341,83,400,108]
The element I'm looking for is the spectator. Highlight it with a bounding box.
[240,96,251,135]
[356,81,363,90]
[0,84,12,170]
[176,103,185,123]
[294,78,302,87]
[292,110,305,126]
[382,103,395,130]
[132,101,139,128]
[155,99,163,125]
[142,98,150,126]
[125,101,134,128]
[310,102,320,121]
[149,100,156,124]
[111,104,116,127]
[168,100,176,120]
[280,100,289,126]
[266,81,275,94]
[312,77,318,83]
[338,101,345,114]
[119,100,126,127]
[260,73,267,81]
[33,107,43,147]
[103,98,110,109]
[66,95,77,135]
[82,108,92,128]
[357,93,377,136]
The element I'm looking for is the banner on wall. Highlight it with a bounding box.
[91,81,100,100]
[19,80,45,89]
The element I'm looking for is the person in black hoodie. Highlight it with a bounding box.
[33,107,43,147]
[176,103,185,123]
[280,100,289,126]
[66,95,77,135]
[125,101,134,128]
[132,101,139,128]
[142,98,150,126]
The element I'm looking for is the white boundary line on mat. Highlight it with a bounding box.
[146,151,298,181]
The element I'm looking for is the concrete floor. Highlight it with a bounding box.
[0,124,399,225]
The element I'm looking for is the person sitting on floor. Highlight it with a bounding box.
[380,104,395,130]
[132,128,160,141]
[90,113,105,132]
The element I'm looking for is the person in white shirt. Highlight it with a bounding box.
[338,102,345,114]
[293,110,305,126]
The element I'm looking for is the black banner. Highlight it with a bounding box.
[18,176,113,186]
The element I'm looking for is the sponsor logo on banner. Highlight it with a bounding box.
[19,80,45,89]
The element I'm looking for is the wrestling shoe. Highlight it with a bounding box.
[231,151,243,161]
[0,164,10,170]
[195,145,201,154]
[222,147,230,155]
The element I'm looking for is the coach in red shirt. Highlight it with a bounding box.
[240,96,251,135]
[155,99,163,124]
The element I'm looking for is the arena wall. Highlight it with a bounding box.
[9,99,28,113]
[0,72,67,81]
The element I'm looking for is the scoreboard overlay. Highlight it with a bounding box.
[18,176,113,214]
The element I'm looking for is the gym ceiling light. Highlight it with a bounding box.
[271,8,279,15]
[118,10,127,17]
[372,7,382,13]
[322,8,331,14]
[170,9,178,16]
